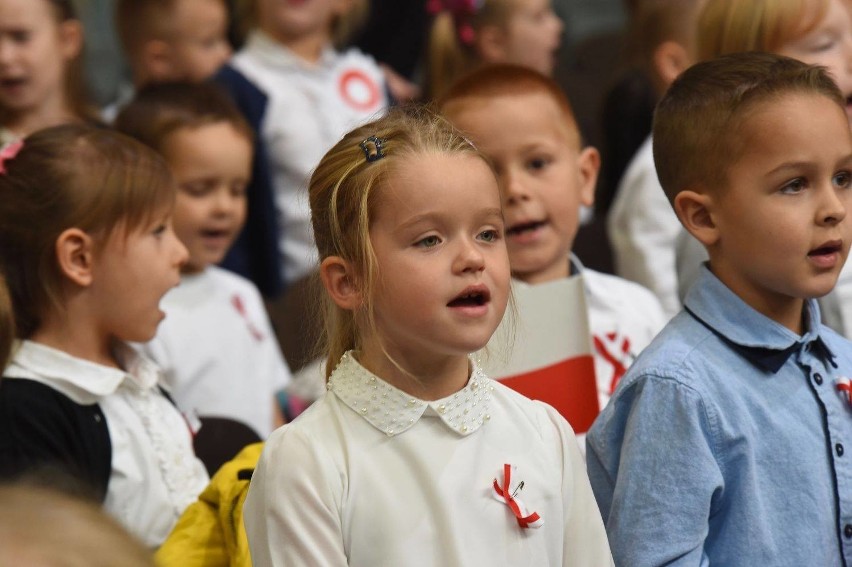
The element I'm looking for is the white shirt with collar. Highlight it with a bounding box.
[6,341,209,547]
[244,352,613,567]
[231,31,389,285]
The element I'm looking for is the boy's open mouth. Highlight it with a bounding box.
[507,220,546,236]
[808,241,842,257]
[447,287,490,307]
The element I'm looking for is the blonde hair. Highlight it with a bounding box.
[310,106,490,377]
[0,483,154,567]
[0,125,174,345]
[653,51,844,205]
[697,0,829,60]
[425,0,517,100]
[236,0,369,48]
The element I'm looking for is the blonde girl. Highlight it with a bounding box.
[0,0,94,145]
[425,0,563,100]
[243,107,612,566]
[0,124,209,547]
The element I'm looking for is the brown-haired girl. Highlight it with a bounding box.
[0,124,209,547]
[424,0,563,100]
[242,107,612,566]
[0,0,95,146]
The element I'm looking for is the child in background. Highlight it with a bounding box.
[677,0,852,329]
[0,124,209,547]
[606,0,705,318]
[243,107,613,566]
[0,0,91,146]
[425,0,563,100]
[114,0,231,91]
[231,0,389,288]
[587,52,852,566]
[0,482,155,567]
[440,64,666,409]
[115,82,292,444]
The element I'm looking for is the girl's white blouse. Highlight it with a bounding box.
[244,352,613,566]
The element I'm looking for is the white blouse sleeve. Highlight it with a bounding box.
[541,404,614,567]
[243,425,347,567]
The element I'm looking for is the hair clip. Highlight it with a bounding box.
[0,140,24,175]
[426,0,484,45]
[360,136,387,163]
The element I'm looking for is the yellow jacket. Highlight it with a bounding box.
[156,443,263,567]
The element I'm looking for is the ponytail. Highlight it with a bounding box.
[0,274,14,372]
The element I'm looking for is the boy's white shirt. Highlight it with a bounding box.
[137,266,292,438]
[607,135,683,318]
[231,31,388,286]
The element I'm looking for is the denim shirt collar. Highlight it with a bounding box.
[684,265,835,373]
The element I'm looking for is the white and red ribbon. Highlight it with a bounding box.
[837,376,851,408]
[492,463,543,529]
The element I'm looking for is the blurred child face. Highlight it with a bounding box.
[162,122,252,273]
[447,91,597,284]
[0,0,80,116]
[491,0,563,76]
[90,209,188,343]
[364,153,510,368]
[167,0,231,82]
[257,0,350,44]
[707,93,852,330]
[777,0,852,123]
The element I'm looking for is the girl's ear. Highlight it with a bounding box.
[58,19,83,61]
[55,228,95,287]
[476,24,508,64]
[319,256,362,311]
[674,189,719,246]
[576,146,600,208]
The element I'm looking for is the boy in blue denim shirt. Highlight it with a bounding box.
[586,51,852,567]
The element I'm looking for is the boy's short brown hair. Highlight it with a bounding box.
[437,63,583,149]
[114,81,253,155]
[115,0,225,59]
[653,51,844,205]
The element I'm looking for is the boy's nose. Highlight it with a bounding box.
[502,174,531,205]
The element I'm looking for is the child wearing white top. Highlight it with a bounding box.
[115,82,292,440]
[0,125,208,547]
[243,107,613,566]
[230,0,389,286]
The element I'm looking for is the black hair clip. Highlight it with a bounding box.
[359,136,386,162]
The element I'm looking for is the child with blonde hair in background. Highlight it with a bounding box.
[231,0,389,288]
[677,0,852,332]
[425,0,563,100]
[0,125,208,547]
[243,107,613,566]
[115,83,292,455]
[0,0,92,146]
[440,64,666,411]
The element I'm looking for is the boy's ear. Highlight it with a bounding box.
[674,189,719,246]
[140,40,175,83]
[476,24,508,64]
[319,256,362,311]
[576,147,600,208]
[59,19,83,61]
[652,40,691,91]
[55,228,95,287]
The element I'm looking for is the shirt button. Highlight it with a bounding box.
[837,444,845,457]
[845,524,852,539]
[813,373,823,385]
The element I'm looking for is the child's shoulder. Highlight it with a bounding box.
[581,268,666,316]
[206,265,263,297]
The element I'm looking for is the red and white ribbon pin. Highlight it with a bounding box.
[492,463,543,529]
[837,376,851,408]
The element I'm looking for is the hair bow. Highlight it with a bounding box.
[0,140,23,174]
[427,0,485,45]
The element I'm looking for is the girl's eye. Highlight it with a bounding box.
[478,229,500,242]
[181,182,211,196]
[527,157,549,171]
[416,235,440,248]
[833,171,852,188]
[780,178,807,194]
[152,224,167,237]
